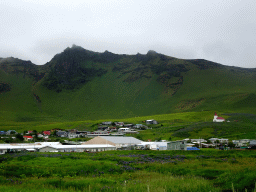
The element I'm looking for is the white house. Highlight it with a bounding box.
[139,141,168,150]
[146,119,158,124]
[118,128,130,132]
[213,112,225,122]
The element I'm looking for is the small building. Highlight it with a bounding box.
[109,127,117,132]
[6,130,16,135]
[43,131,51,136]
[87,131,110,137]
[134,124,144,129]
[23,136,33,141]
[146,120,158,125]
[76,131,87,137]
[218,138,229,143]
[140,141,168,150]
[102,121,112,125]
[191,139,207,143]
[27,131,33,134]
[56,131,68,137]
[232,139,250,147]
[208,138,219,143]
[213,112,225,122]
[37,134,44,138]
[115,122,124,126]
[249,140,256,149]
[209,138,228,144]
[118,128,130,132]
[167,140,187,150]
[68,132,79,139]
[0,131,6,135]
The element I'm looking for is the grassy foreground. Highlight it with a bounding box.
[0,150,256,191]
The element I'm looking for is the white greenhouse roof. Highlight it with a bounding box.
[100,136,142,144]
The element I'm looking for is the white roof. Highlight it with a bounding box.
[140,142,168,147]
[35,142,62,145]
[42,144,116,149]
[0,142,61,147]
[100,136,142,144]
[26,149,36,151]
[0,144,116,150]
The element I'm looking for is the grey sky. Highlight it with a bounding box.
[0,0,255,68]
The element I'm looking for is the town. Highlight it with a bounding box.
[0,113,255,154]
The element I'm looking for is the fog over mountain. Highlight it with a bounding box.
[0,0,256,68]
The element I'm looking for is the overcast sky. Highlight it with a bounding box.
[0,0,256,68]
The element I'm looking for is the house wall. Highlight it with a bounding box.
[167,141,187,150]
[39,146,57,152]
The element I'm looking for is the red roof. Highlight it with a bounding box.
[28,131,33,133]
[43,131,51,135]
[23,136,33,138]
[216,117,225,120]
[214,112,217,116]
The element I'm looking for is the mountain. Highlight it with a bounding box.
[0,45,255,121]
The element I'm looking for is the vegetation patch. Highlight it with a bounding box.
[175,98,205,111]
[0,83,11,93]
[43,64,107,92]
[0,150,255,191]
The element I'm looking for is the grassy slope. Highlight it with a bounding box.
[32,62,256,120]
[0,70,41,120]
[173,66,256,113]
[0,50,255,139]
[34,68,167,120]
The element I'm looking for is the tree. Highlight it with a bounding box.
[10,131,16,135]
[53,130,58,136]
[228,141,235,149]
[16,133,24,142]
[155,137,162,142]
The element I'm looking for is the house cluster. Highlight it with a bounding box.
[1,135,256,154]
[170,138,256,150]
[0,136,168,154]
[0,119,157,142]
[81,120,156,137]
[1,112,253,154]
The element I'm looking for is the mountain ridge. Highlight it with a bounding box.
[0,45,255,120]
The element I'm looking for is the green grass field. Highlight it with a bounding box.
[0,150,256,191]
[0,111,255,141]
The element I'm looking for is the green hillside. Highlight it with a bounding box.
[0,45,255,122]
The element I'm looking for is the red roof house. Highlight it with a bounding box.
[43,131,51,136]
[23,136,33,141]
[213,112,225,122]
